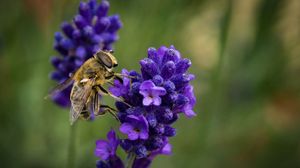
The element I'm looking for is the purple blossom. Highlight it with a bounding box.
[50,0,122,107]
[95,129,118,160]
[181,85,196,118]
[149,141,172,159]
[139,80,166,106]
[120,115,149,140]
[133,142,172,168]
[95,130,124,168]
[107,45,196,167]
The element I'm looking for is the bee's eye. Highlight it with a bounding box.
[97,52,113,68]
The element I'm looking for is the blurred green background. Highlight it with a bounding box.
[1,0,300,167]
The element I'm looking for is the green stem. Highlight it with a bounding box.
[210,0,233,113]
[126,152,136,168]
[67,124,77,168]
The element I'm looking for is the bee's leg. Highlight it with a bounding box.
[93,90,100,117]
[113,73,135,86]
[107,81,115,86]
[95,85,131,107]
[114,75,123,83]
[97,105,120,122]
[113,73,136,79]
[105,73,123,83]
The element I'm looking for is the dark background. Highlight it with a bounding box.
[0,0,300,167]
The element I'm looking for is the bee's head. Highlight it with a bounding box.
[94,50,118,71]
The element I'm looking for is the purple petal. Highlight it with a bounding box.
[139,90,149,97]
[107,129,118,151]
[50,57,61,68]
[88,0,97,10]
[152,97,162,106]
[152,75,164,86]
[74,14,87,29]
[54,32,63,42]
[176,58,191,74]
[107,15,122,32]
[184,85,196,105]
[161,143,172,155]
[151,86,166,96]
[157,46,168,57]
[139,129,149,140]
[61,22,74,38]
[162,48,180,64]
[140,80,155,91]
[109,82,123,97]
[96,140,109,147]
[50,71,63,81]
[161,61,175,79]
[121,69,131,87]
[140,58,160,78]
[175,94,189,107]
[149,141,172,159]
[139,115,149,132]
[126,115,141,122]
[146,112,157,127]
[107,130,116,141]
[95,140,110,160]
[83,26,94,37]
[183,109,196,118]
[128,130,139,140]
[120,123,134,134]
[91,35,103,44]
[143,96,153,106]
[171,74,195,90]
[94,17,110,33]
[97,0,109,17]
[164,126,176,137]
[163,80,175,93]
[75,46,86,59]
[147,47,160,64]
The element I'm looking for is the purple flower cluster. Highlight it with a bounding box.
[50,0,122,107]
[94,46,196,167]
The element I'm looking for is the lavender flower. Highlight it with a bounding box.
[50,0,122,107]
[133,142,172,168]
[107,45,196,167]
[120,115,149,140]
[95,129,124,168]
[95,129,118,160]
[139,80,166,106]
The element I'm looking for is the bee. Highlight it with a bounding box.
[49,50,129,125]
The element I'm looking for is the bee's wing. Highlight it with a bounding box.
[70,81,93,125]
[46,76,74,99]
